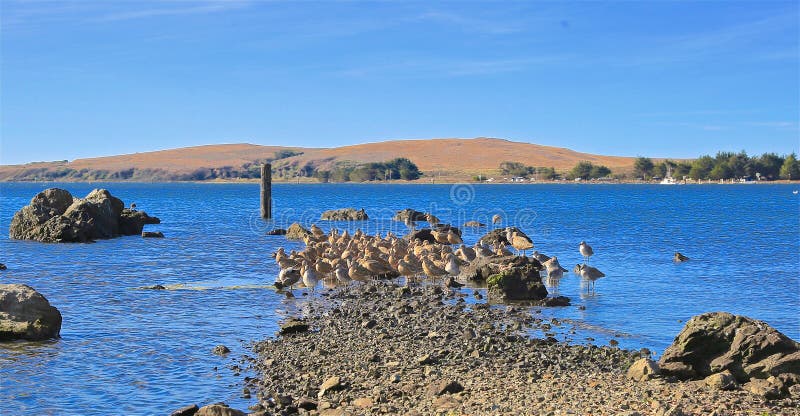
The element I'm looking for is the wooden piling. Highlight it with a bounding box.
[261,163,272,219]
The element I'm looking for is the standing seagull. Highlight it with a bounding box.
[301,262,319,294]
[579,241,594,264]
[575,264,605,293]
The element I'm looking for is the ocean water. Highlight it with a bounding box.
[1,182,798,415]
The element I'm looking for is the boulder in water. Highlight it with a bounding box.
[0,284,62,341]
[9,188,159,243]
[285,223,311,240]
[658,312,800,393]
[320,208,368,221]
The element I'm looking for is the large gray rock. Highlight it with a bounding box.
[9,188,159,243]
[0,284,62,341]
[659,312,800,384]
[321,208,368,221]
[486,257,547,301]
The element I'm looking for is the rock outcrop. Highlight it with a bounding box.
[321,208,369,221]
[486,257,547,301]
[0,284,62,341]
[659,312,800,393]
[285,223,311,240]
[404,225,462,244]
[478,227,531,246]
[392,208,427,222]
[9,188,160,243]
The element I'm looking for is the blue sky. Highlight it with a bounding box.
[1,0,798,165]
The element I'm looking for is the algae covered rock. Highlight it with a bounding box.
[486,257,547,301]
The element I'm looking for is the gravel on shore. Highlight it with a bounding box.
[244,283,800,416]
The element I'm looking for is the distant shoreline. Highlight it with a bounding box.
[2,179,799,185]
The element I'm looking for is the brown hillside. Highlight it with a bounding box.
[0,138,636,181]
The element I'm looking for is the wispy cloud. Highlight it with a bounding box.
[649,120,799,132]
[636,109,761,118]
[92,1,250,22]
[608,9,798,67]
[745,121,799,130]
[335,55,572,78]
[415,11,526,35]
[1,0,251,28]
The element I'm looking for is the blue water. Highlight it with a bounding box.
[1,182,798,415]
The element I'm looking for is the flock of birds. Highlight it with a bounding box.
[273,213,607,296]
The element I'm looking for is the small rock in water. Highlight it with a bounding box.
[673,252,689,262]
[141,231,164,238]
[266,228,287,235]
[0,263,6,270]
[169,404,199,416]
[212,345,231,355]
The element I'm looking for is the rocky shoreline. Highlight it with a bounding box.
[231,284,800,416]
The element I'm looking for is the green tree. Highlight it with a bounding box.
[709,162,733,180]
[633,157,654,179]
[570,161,594,180]
[673,162,692,179]
[590,165,611,178]
[689,155,714,180]
[536,166,558,180]
[499,161,534,177]
[755,153,784,180]
[653,163,667,178]
[780,153,800,180]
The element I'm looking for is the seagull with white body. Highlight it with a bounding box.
[579,241,594,264]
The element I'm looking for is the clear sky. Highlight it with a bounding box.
[1,1,798,165]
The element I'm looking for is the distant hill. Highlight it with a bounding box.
[0,137,637,182]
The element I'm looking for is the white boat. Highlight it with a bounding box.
[660,166,676,185]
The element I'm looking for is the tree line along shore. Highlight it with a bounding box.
[2,150,798,183]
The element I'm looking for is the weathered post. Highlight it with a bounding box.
[260,163,272,219]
